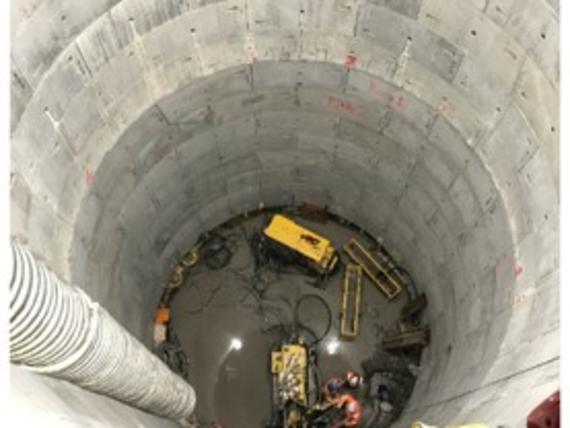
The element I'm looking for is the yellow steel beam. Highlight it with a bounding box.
[340,264,363,338]
[343,238,402,300]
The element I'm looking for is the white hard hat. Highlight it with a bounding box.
[346,401,358,413]
[348,376,361,388]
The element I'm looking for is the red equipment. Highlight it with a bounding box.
[527,391,559,428]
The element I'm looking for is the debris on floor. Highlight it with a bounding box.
[382,325,431,351]
[361,347,421,426]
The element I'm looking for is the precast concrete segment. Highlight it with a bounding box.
[9,242,197,423]
[10,0,559,426]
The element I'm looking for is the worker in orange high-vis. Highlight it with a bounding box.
[333,394,362,427]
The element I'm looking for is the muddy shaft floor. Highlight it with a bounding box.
[169,212,422,428]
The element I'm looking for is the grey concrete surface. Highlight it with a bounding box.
[10,0,559,427]
[10,365,180,428]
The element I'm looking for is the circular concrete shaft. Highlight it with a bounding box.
[11,0,559,426]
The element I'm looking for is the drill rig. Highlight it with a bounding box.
[270,339,312,428]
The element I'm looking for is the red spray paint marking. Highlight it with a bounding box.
[326,95,364,116]
[156,143,173,160]
[344,53,358,69]
[513,263,524,279]
[392,95,407,109]
[84,168,95,186]
[495,254,524,280]
[511,288,536,309]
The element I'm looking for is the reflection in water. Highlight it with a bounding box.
[214,329,273,428]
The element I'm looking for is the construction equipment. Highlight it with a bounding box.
[154,243,202,347]
[340,264,363,339]
[343,239,402,300]
[527,390,559,428]
[271,340,310,428]
[263,214,339,276]
[382,326,430,350]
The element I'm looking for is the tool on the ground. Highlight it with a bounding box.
[382,326,430,350]
[160,244,202,308]
[153,307,170,347]
[263,214,339,276]
[343,239,402,300]
[305,401,345,427]
[340,264,363,339]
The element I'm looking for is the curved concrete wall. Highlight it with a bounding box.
[11,0,559,426]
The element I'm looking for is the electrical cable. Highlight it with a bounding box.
[200,234,233,270]
[293,294,332,346]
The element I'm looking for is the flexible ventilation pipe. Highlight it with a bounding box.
[9,242,196,423]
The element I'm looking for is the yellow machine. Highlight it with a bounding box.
[344,238,402,300]
[271,341,310,428]
[340,264,363,338]
[264,215,339,275]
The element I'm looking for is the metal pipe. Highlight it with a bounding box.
[9,242,196,423]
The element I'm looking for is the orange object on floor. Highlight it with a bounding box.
[154,307,170,324]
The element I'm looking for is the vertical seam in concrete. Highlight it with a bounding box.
[392,37,413,87]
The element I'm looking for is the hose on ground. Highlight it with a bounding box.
[293,294,333,346]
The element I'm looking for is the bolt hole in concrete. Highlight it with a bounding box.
[161,207,425,428]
